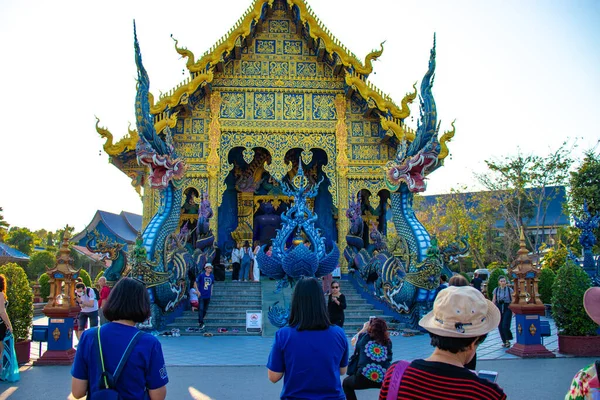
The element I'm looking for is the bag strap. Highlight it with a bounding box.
[386,360,410,400]
[97,327,144,389]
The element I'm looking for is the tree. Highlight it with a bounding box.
[32,229,48,247]
[5,227,36,255]
[569,149,600,252]
[477,142,574,256]
[538,268,556,305]
[38,272,50,301]
[540,242,568,272]
[94,270,105,284]
[27,251,56,280]
[46,232,54,247]
[0,263,33,340]
[0,207,9,242]
[79,269,92,287]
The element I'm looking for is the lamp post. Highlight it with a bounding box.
[507,229,555,358]
[35,232,80,365]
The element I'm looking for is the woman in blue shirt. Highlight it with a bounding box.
[70,278,169,400]
[267,277,349,400]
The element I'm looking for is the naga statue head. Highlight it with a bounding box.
[369,222,387,252]
[385,35,443,193]
[133,21,186,190]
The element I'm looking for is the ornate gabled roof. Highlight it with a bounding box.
[148,0,417,140]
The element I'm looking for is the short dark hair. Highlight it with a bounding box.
[288,277,331,331]
[449,275,469,287]
[429,332,487,353]
[75,283,86,290]
[102,278,151,323]
[331,280,340,288]
[440,274,448,283]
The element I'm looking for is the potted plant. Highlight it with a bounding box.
[538,268,555,317]
[0,263,34,364]
[552,260,599,356]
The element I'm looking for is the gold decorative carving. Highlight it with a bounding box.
[345,74,417,121]
[207,92,223,239]
[529,323,537,336]
[95,117,138,156]
[334,94,349,268]
[149,71,214,115]
[218,132,338,207]
[518,323,523,335]
[379,116,415,142]
[154,111,180,134]
[231,192,255,245]
[438,120,456,160]
[301,149,313,165]
[243,148,255,164]
[53,327,60,341]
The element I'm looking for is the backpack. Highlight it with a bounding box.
[91,327,144,400]
[87,287,100,301]
[241,248,252,268]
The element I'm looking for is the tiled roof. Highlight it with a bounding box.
[72,210,142,244]
[0,242,30,261]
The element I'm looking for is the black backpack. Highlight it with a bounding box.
[87,287,100,301]
[91,327,144,399]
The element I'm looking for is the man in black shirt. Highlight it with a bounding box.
[471,272,483,292]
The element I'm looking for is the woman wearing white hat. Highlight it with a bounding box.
[379,286,506,399]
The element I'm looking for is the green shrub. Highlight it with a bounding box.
[26,250,56,280]
[38,273,50,301]
[487,268,508,299]
[0,263,34,340]
[538,268,556,304]
[552,260,597,336]
[94,270,104,285]
[486,261,507,271]
[79,269,92,288]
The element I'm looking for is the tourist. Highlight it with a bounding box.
[266,244,273,257]
[0,275,14,375]
[322,272,333,295]
[231,242,241,281]
[343,317,392,400]
[70,277,168,399]
[448,274,477,370]
[328,280,347,327]
[252,240,261,282]
[471,271,483,292]
[239,241,254,282]
[189,284,199,312]
[379,286,506,399]
[75,282,98,340]
[565,287,600,399]
[439,274,449,290]
[492,276,514,348]
[194,263,214,330]
[267,277,348,399]
[97,277,110,326]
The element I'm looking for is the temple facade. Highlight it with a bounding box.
[97,0,439,258]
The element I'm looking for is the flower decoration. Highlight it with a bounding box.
[365,340,388,362]
[361,363,386,383]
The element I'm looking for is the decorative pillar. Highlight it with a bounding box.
[334,94,349,271]
[36,232,80,365]
[231,192,255,246]
[207,92,222,241]
[507,229,555,358]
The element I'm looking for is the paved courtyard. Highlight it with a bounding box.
[0,314,586,399]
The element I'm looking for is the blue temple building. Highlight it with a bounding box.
[72,210,142,250]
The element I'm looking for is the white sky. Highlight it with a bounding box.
[0,0,598,233]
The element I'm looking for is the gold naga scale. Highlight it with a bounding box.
[96,0,453,253]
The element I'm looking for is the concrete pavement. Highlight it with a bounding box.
[1,357,593,399]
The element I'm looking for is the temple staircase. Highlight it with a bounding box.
[166,281,262,336]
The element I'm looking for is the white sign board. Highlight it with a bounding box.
[246,310,263,333]
[332,267,341,278]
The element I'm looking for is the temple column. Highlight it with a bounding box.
[231,192,255,246]
[207,92,222,241]
[335,95,349,271]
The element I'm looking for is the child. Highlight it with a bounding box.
[194,263,214,330]
[189,286,199,312]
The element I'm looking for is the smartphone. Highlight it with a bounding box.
[478,370,499,383]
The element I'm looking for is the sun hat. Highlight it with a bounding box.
[204,263,213,269]
[419,286,501,338]
[584,287,600,325]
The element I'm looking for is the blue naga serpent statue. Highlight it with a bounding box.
[130,23,192,329]
[346,36,457,326]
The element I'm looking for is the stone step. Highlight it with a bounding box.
[209,293,262,299]
[206,301,262,307]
